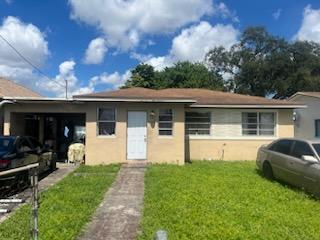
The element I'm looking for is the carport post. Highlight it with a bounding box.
[30,167,39,240]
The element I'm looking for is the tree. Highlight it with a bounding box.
[124,64,158,88]
[206,26,320,99]
[123,61,224,90]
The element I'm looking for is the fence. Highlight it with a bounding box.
[0,163,39,240]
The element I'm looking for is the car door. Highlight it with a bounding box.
[13,137,38,168]
[289,141,319,192]
[268,139,295,183]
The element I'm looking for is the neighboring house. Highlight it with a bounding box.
[289,92,320,139]
[0,78,41,135]
[2,87,304,165]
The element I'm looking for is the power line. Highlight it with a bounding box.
[0,33,66,90]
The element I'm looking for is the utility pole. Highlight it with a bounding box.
[65,79,68,99]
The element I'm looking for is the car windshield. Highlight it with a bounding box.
[312,144,320,156]
[0,137,14,153]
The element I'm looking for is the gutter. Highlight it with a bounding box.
[0,99,14,108]
[2,96,196,104]
[1,97,305,108]
[189,104,306,109]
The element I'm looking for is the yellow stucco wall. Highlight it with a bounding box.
[187,109,294,161]
[3,102,294,164]
[4,101,185,165]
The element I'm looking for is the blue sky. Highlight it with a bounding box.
[0,0,319,97]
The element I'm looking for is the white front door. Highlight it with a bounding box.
[127,111,147,160]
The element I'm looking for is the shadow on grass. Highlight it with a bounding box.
[255,168,319,200]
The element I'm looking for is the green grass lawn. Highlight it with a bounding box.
[0,164,119,240]
[139,161,320,240]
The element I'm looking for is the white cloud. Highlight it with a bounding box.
[89,70,132,89]
[0,65,43,93]
[0,16,49,68]
[146,56,174,71]
[59,60,76,76]
[295,5,320,43]
[272,8,282,20]
[216,2,239,23]
[38,60,94,98]
[71,86,94,96]
[0,16,49,94]
[137,21,238,70]
[69,0,214,50]
[38,59,131,97]
[83,37,107,64]
[130,52,154,62]
[170,21,238,62]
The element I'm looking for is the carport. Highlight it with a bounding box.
[2,98,88,161]
[10,112,85,160]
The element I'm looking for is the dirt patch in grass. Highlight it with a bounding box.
[139,161,320,240]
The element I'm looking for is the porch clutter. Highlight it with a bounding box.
[68,143,85,164]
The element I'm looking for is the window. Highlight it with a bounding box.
[158,109,173,136]
[312,144,320,156]
[242,112,275,136]
[291,141,315,159]
[315,120,320,137]
[269,140,293,155]
[185,112,211,135]
[98,108,116,136]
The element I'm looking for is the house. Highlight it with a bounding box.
[289,92,320,139]
[2,87,304,165]
[0,78,41,135]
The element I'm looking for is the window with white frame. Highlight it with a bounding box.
[159,109,173,136]
[97,108,116,136]
[185,112,211,135]
[242,112,276,136]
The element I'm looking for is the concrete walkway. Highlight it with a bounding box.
[78,163,147,240]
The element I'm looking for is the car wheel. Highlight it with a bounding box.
[16,172,29,190]
[263,161,274,180]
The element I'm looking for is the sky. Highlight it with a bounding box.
[0,0,320,97]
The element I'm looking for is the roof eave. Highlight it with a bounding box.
[3,96,196,104]
[190,104,306,109]
[289,92,320,101]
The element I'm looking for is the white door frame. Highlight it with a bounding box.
[127,111,147,160]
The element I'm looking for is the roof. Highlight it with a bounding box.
[289,92,320,100]
[74,87,303,108]
[0,78,41,98]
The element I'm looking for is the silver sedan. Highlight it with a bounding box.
[256,138,320,197]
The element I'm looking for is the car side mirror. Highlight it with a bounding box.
[302,155,319,164]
